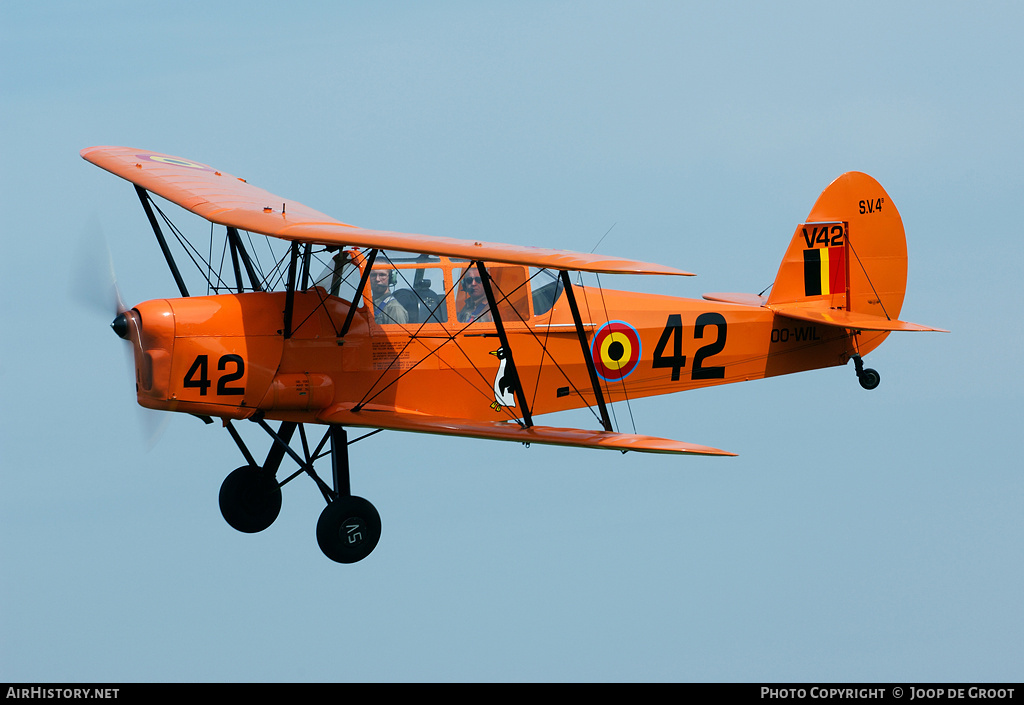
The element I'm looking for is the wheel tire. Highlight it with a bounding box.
[219,465,282,533]
[859,368,881,390]
[316,496,381,564]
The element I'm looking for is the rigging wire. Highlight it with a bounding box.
[589,222,617,254]
[149,198,227,292]
[207,220,214,296]
[847,235,892,320]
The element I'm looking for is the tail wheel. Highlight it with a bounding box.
[219,465,282,533]
[316,496,381,564]
[858,368,881,390]
[852,354,880,391]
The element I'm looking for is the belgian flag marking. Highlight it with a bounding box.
[803,245,846,296]
[591,320,642,381]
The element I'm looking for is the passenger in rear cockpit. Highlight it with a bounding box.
[457,271,492,323]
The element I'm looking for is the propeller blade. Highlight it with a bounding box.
[71,216,126,317]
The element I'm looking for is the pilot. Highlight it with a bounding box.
[457,270,492,323]
[370,267,408,325]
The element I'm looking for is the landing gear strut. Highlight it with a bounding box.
[852,355,880,390]
[218,420,382,563]
[218,421,294,533]
[315,426,381,564]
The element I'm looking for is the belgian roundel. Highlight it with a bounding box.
[590,320,642,381]
[136,154,214,171]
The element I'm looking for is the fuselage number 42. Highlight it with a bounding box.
[652,313,727,381]
[183,354,245,396]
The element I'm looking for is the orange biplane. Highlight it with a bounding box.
[82,146,945,563]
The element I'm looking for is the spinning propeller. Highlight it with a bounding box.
[73,219,169,447]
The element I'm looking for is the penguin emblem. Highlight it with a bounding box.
[489,347,517,410]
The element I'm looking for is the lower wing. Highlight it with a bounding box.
[318,404,736,456]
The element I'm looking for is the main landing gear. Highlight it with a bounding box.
[217,419,382,563]
[852,354,880,390]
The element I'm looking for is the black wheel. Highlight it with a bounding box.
[219,465,282,533]
[316,496,381,564]
[859,368,881,390]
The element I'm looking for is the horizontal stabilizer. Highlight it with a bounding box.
[703,292,768,306]
[81,146,693,277]
[768,302,947,332]
[319,404,736,456]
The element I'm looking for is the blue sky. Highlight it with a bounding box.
[2,1,1021,682]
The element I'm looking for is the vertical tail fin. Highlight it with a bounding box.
[705,172,945,335]
[767,172,908,321]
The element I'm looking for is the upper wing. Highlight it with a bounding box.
[81,146,694,277]
[319,404,736,456]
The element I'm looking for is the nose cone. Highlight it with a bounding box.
[111,312,129,339]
